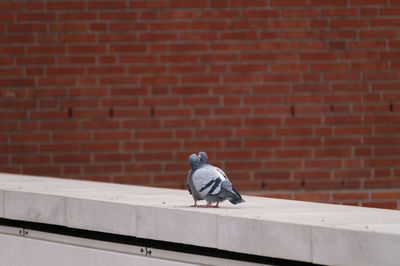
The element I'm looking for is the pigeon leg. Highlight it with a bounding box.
[214,202,219,208]
[190,201,198,207]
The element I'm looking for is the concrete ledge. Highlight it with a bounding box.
[1,173,400,265]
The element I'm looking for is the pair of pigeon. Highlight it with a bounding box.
[187,151,245,208]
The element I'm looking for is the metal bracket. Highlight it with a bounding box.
[18,228,29,237]
[140,247,152,256]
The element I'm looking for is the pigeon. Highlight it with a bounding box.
[188,152,245,208]
[187,154,203,207]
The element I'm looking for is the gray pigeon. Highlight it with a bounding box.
[189,152,245,208]
[187,154,203,207]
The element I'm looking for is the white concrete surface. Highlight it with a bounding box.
[5,190,65,225]
[1,173,400,265]
[218,216,312,262]
[67,198,136,236]
[136,205,218,248]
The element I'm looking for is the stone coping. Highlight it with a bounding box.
[1,173,400,265]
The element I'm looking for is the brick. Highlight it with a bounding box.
[94,131,131,140]
[192,21,230,30]
[294,193,330,202]
[274,149,312,158]
[12,155,50,165]
[305,180,342,190]
[331,19,368,28]
[8,24,46,33]
[352,62,388,70]
[40,143,79,153]
[365,179,400,189]
[333,192,369,201]
[0,110,26,120]
[320,30,357,39]
[154,108,191,117]
[47,1,86,10]
[360,30,398,39]
[54,154,90,163]
[58,34,96,43]
[335,126,372,135]
[109,44,146,53]
[282,9,320,17]
[271,63,308,72]
[0,35,34,44]
[255,171,291,180]
[58,12,96,21]
[88,1,125,9]
[269,20,308,29]
[95,153,132,162]
[235,128,273,137]
[325,137,362,146]
[226,161,263,170]
[84,164,121,174]
[0,3,24,10]
[22,166,61,176]
[27,45,66,55]
[18,12,56,21]
[349,40,386,49]
[0,68,23,77]
[53,132,91,141]
[372,192,400,200]
[305,159,342,169]
[342,52,378,61]
[215,107,252,116]
[310,19,329,28]
[271,0,307,6]
[371,19,400,27]
[295,170,331,180]
[267,181,302,190]
[312,62,349,71]
[41,121,79,131]
[185,140,222,149]
[265,160,302,169]
[332,83,369,92]
[241,10,279,18]
[12,133,50,142]
[130,0,167,8]
[315,148,352,157]
[161,10,199,19]
[322,8,358,17]
[135,130,172,139]
[375,148,400,157]
[351,0,386,5]
[362,202,398,210]
[300,52,338,61]
[194,129,232,138]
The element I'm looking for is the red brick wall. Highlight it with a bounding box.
[1,0,400,209]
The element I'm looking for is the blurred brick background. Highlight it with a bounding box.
[1,0,400,209]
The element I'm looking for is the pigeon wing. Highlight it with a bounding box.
[186,170,193,195]
[192,165,227,198]
[218,180,245,205]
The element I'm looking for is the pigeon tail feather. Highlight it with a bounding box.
[228,196,245,205]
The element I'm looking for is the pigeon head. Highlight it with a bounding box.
[198,151,208,164]
[188,153,201,170]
